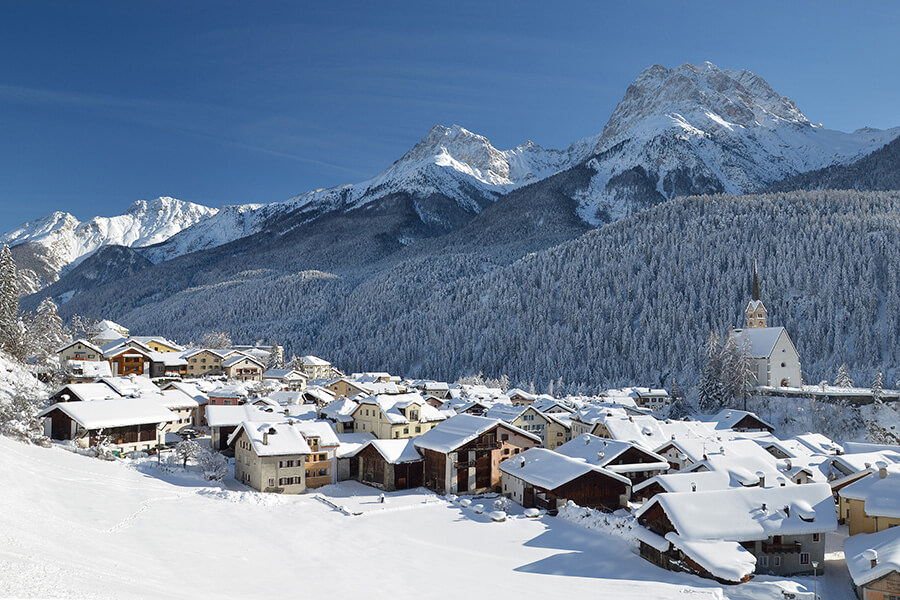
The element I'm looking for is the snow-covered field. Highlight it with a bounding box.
[0,436,851,599]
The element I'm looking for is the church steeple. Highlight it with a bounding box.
[746,257,767,328]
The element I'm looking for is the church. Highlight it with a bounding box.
[731,262,803,388]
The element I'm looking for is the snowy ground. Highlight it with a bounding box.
[0,436,850,599]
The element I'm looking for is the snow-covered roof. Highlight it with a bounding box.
[292,420,340,447]
[414,414,540,453]
[353,439,423,464]
[499,447,630,489]
[182,348,229,359]
[665,534,755,583]
[335,432,376,459]
[208,383,251,399]
[320,397,359,423]
[129,336,184,351]
[303,386,336,405]
[99,376,161,398]
[602,415,718,451]
[147,351,188,367]
[839,469,900,518]
[53,382,122,402]
[832,451,900,475]
[156,389,200,410]
[633,469,735,496]
[356,392,446,424]
[263,368,306,380]
[39,398,174,429]
[844,525,900,587]
[793,433,843,455]
[556,434,668,472]
[161,381,209,405]
[705,409,774,431]
[301,355,330,366]
[56,338,103,354]
[205,404,280,428]
[67,360,113,378]
[227,422,312,457]
[731,327,787,358]
[635,482,837,541]
[222,354,264,368]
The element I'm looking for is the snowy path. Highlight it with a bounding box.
[0,437,834,599]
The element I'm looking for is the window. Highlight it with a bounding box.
[318,469,328,477]
[773,556,782,567]
[812,533,820,542]
[394,431,399,438]
[268,478,275,487]
[758,555,768,567]
[318,454,326,461]
[415,426,421,433]
[800,553,809,565]
[501,434,509,441]
[403,427,409,434]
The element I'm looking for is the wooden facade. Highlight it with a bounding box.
[516,469,628,512]
[355,444,424,491]
[44,407,158,447]
[859,570,900,600]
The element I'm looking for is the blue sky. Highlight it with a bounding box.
[1,1,899,233]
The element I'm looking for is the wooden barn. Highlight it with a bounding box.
[350,439,423,491]
[499,447,631,512]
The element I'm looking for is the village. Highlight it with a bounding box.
[19,279,900,600]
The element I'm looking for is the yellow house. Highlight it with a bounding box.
[129,336,184,353]
[839,468,900,536]
[351,392,446,439]
[483,404,570,449]
[326,378,373,399]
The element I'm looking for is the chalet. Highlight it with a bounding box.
[555,434,669,485]
[208,384,249,406]
[56,339,103,366]
[38,398,174,453]
[413,414,540,495]
[104,344,153,377]
[335,432,377,481]
[635,483,836,581]
[483,404,569,449]
[299,355,333,380]
[302,386,336,407]
[223,355,264,382]
[844,526,900,600]
[499,448,630,512]
[229,422,312,494]
[422,381,450,399]
[507,388,537,406]
[325,378,373,399]
[65,359,112,383]
[349,439,424,491]
[263,368,308,391]
[653,438,709,471]
[633,469,735,502]
[351,392,446,439]
[839,467,900,535]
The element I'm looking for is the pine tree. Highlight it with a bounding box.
[0,245,21,359]
[266,342,284,370]
[200,331,232,349]
[28,298,68,366]
[722,330,755,410]
[834,364,853,388]
[698,331,725,413]
[872,370,884,404]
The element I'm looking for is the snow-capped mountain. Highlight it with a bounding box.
[572,62,900,224]
[145,125,580,262]
[2,197,217,292]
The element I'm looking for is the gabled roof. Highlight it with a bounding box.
[156,389,200,410]
[351,438,423,464]
[227,421,312,457]
[499,447,630,489]
[38,398,174,429]
[129,336,184,351]
[356,392,445,424]
[556,434,669,472]
[335,432,377,459]
[182,348,229,359]
[98,376,161,397]
[205,404,280,428]
[635,482,837,541]
[633,469,735,495]
[301,355,331,366]
[844,525,900,587]
[793,433,843,455]
[320,397,359,423]
[56,338,103,354]
[292,420,340,447]
[413,414,540,453]
[731,327,790,358]
[52,382,122,402]
[706,409,774,432]
[223,354,265,368]
[839,469,900,518]
[263,368,307,380]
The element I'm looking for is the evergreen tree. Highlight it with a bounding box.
[0,245,21,359]
[200,330,232,349]
[28,298,68,365]
[698,331,725,413]
[834,364,853,388]
[266,342,285,370]
[666,381,692,419]
[872,370,884,404]
[722,330,755,410]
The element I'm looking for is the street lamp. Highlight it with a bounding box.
[811,560,820,600]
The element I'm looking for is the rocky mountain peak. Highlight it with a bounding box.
[600,61,810,144]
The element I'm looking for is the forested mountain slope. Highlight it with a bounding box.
[52,190,900,393]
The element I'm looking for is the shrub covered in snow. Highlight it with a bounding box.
[0,351,50,446]
[556,501,638,549]
[198,449,229,481]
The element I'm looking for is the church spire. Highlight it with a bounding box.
[746,257,767,328]
[752,256,760,302]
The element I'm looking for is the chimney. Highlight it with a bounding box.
[263,432,268,445]
[761,503,767,512]
[783,505,790,517]
[691,482,697,492]
[784,459,793,471]
[756,471,766,488]
[879,466,888,479]
[870,550,879,568]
